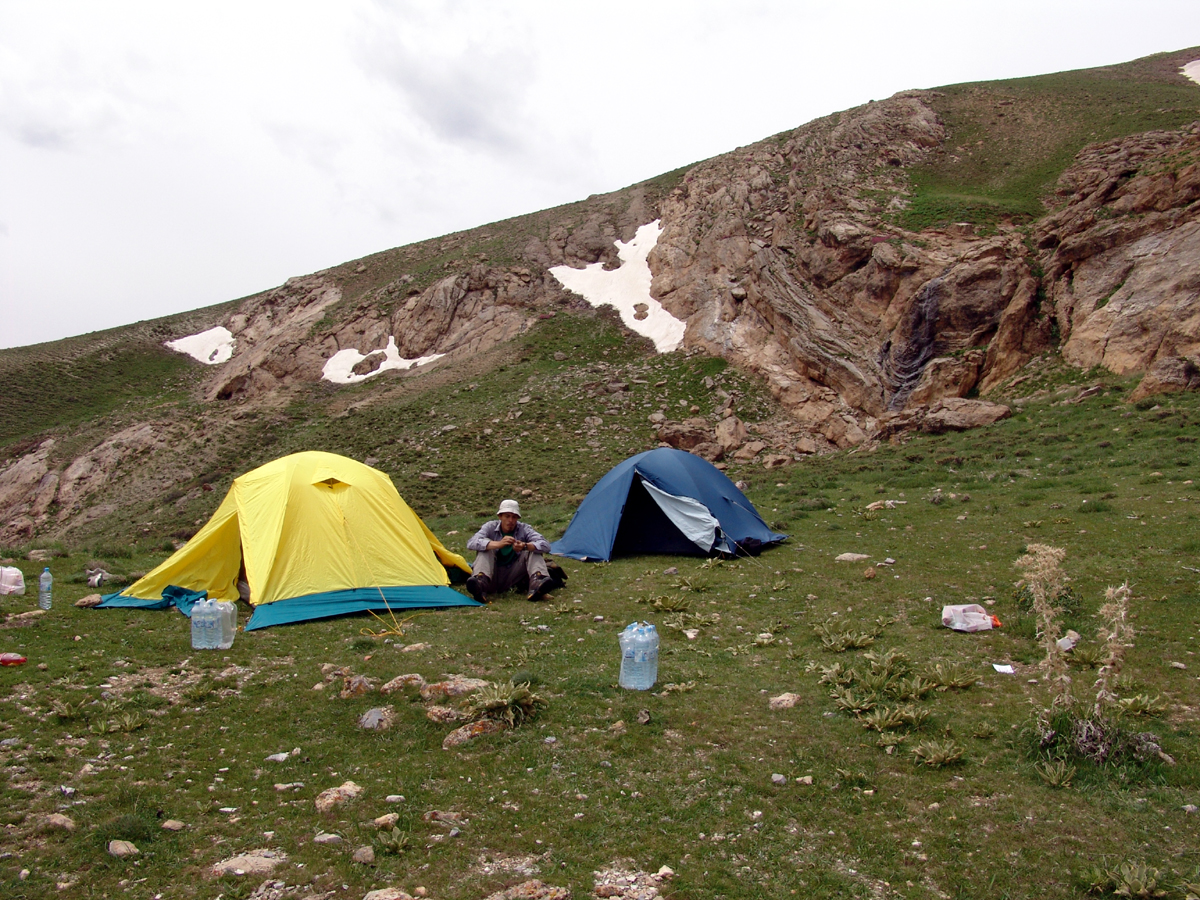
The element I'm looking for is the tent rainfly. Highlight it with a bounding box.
[550,447,786,561]
[98,451,477,629]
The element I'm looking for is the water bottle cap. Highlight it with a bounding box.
[43,566,50,572]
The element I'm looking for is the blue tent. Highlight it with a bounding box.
[550,447,786,561]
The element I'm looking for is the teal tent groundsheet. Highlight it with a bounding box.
[243,585,480,630]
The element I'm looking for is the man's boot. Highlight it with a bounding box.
[466,574,492,603]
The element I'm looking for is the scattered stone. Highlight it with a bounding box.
[274,782,304,792]
[420,674,489,701]
[835,552,870,562]
[1171,661,1188,670]
[771,773,787,785]
[265,752,290,762]
[353,845,376,865]
[314,831,343,845]
[769,692,801,710]
[74,593,103,608]
[211,848,288,878]
[374,812,400,828]
[1056,630,1081,652]
[385,794,406,803]
[418,472,440,480]
[363,890,415,900]
[315,780,362,813]
[482,880,570,900]
[663,567,678,576]
[732,440,766,460]
[1183,804,1198,814]
[401,642,432,652]
[636,709,651,725]
[443,718,507,749]
[340,674,378,699]
[863,567,877,580]
[423,810,467,828]
[426,704,466,724]
[358,706,396,731]
[42,813,75,832]
[762,453,791,469]
[794,436,818,454]
[160,819,187,832]
[107,840,139,859]
[796,775,813,784]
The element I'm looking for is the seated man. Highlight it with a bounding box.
[465,500,554,602]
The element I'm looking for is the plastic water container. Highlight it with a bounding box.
[217,601,237,650]
[38,567,52,611]
[619,621,659,690]
[190,599,208,649]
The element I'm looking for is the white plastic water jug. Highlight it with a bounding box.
[619,621,659,690]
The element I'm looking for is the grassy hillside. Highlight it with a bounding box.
[1,364,1198,899]
[900,46,1200,231]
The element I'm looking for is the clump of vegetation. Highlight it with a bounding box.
[463,680,547,727]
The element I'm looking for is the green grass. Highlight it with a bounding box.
[2,375,1199,899]
[899,47,1200,231]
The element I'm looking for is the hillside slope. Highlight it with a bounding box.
[1,47,1199,546]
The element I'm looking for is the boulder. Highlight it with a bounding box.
[656,418,714,450]
[919,398,1011,434]
[1130,355,1200,401]
[715,415,750,452]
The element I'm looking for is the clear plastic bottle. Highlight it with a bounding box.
[190,599,206,650]
[37,567,52,611]
[217,601,236,650]
[204,599,219,650]
[619,621,659,690]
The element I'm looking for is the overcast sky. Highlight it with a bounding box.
[2,1,1198,349]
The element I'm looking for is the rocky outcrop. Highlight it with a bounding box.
[1036,126,1200,381]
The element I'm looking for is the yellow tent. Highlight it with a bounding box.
[108,451,475,629]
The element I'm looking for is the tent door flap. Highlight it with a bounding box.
[640,480,719,553]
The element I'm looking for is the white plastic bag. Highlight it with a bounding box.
[942,603,995,633]
[0,567,25,596]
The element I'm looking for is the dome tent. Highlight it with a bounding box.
[99,451,477,629]
[550,447,786,562]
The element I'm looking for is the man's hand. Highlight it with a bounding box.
[489,535,518,551]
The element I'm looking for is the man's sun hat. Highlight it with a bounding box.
[496,499,522,517]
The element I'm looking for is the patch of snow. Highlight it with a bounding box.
[1183,60,1200,87]
[322,335,444,384]
[165,326,235,364]
[550,220,684,353]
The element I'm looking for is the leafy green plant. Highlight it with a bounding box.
[1034,757,1077,788]
[463,680,547,727]
[911,739,964,767]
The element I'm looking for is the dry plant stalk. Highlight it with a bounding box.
[1093,582,1135,717]
[1015,543,1072,707]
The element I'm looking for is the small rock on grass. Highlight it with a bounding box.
[768,692,800,710]
[42,813,75,832]
[353,845,376,865]
[314,831,343,845]
[442,718,507,750]
[636,709,651,725]
[314,780,362,812]
[161,819,187,831]
[835,552,870,563]
[771,773,787,785]
[363,890,415,900]
[483,880,570,900]
[375,812,400,828]
[210,848,287,877]
[107,840,139,858]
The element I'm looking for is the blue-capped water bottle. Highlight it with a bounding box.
[38,567,52,611]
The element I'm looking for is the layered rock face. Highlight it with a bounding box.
[3,91,1198,541]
